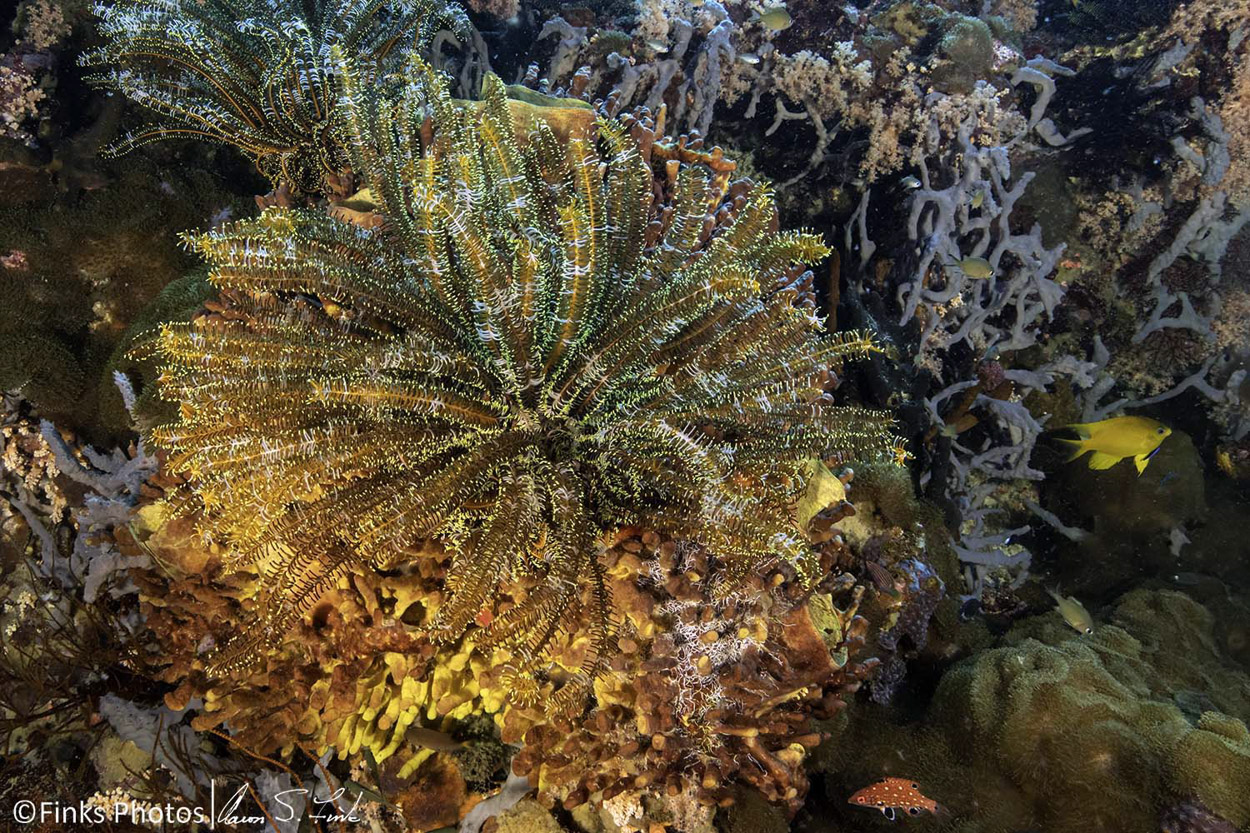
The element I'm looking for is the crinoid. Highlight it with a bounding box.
[146,57,901,704]
[80,0,468,192]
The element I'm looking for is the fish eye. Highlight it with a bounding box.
[909,808,921,816]
[1157,427,1166,434]
[912,783,919,789]
[1084,627,1093,634]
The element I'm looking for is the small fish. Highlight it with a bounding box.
[849,777,941,821]
[970,189,985,208]
[405,726,462,751]
[959,596,983,621]
[947,256,995,279]
[1047,587,1094,635]
[737,52,762,65]
[1170,572,1208,587]
[865,561,894,593]
[754,6,793,31]
[644,37,669,53]
[899,175,922,190]
[1056,415,1171,475]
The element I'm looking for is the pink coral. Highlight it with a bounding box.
[0,250,29,272]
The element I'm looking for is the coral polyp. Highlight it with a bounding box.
[147,58,900,693]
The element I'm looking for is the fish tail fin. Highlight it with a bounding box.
[1054,436,1088,462]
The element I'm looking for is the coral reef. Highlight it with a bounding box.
[508,528,877,813]
[4,0,1250,831]
[816,589,1250,833]
[834,50,1089,608]
[129,521,491,828]
[937,593,1250,831]
[0,157,247,439]
[522,0,1041,197]
[1047,0,1250,442]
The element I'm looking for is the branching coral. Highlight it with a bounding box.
[530,1,1036,191]
[1057,0,1250,439]
[145,58,901,707]
[80,0,469,193]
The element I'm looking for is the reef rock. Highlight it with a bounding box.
[932,589,1250,831]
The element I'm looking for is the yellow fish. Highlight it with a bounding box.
[1057,415,1171,475]
[944,256,994,279]
[1048,588,1093,635]
[755,6,793,31]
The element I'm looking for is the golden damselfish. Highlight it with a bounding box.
[1057,415,1171,475]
